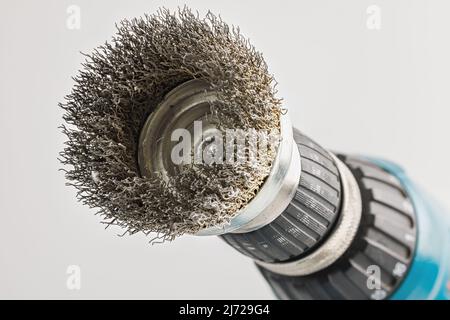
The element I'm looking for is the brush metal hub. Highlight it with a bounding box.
[138,79,300,236]
[138,80,219,180]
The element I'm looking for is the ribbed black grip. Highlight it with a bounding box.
[221,131,342,263]
[258,156,417,300]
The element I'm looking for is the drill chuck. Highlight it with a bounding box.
[221,129,418,299]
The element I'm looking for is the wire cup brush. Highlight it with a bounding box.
[60,8,295,241]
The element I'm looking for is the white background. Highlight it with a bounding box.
[1,0,449,299]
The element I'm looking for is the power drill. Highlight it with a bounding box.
[60,8,450,300]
